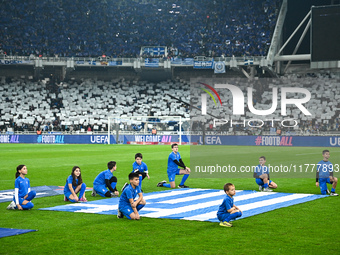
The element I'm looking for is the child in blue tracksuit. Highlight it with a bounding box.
[157,143,190,189]
[92,161,119,197]
[117,172,146,220]
[316,150,338,196]
[122,153,150,192]
[64,166,87,202]
[217,183,242,227]
[7,165,36,210]
[254,156,278,192]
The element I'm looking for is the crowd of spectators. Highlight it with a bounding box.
[190,73,340,136]
[0,0,281,58]
[0,77,190,133]
[1,72,340,135]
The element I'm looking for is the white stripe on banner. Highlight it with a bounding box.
[239,193,310,211]
[234,190,275,202]
[157,191,276,220]
[144,188,209,200]
[182,193,309,221]
[156,190,227,204]
[40,189,327,222]
[142,199,221,218]
[76,204,118,213]
[142,190,271,218]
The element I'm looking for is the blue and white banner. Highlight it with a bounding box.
[191,135,340,147]
[88,60,97,65]
[143,47,165,56]
[214,61,226,73]
[0,228,37,238]
[153,47,165,56]
[170,58,194,66]
[145,58,160,67]
[0,60,33,65]
[122,134,189,144]
[193,60,214,69]
[75,60,122,66]
[170,58,183,65]
[40,189,326,222]
[183,58,194,65]
[75,60,97,66]
[108,60,122,66]
[0,185,92,203]
[244,59,254,65]
[3,134,340,146]
[0,134,116,144]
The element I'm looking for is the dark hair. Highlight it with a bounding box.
[259,156,266,160]
[15,165,25,178]
[171,143,178,148]
[135,153,143,159]
[129,172,139,180]
[322,150,330,155]
[107,161,116,170]
[224,183,234,192]
[71,166,82,186]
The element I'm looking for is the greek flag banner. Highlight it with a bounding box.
[244,59,254,65]
[145,58,159,67]
[40,189,326,222]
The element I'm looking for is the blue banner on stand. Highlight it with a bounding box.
[214,61,226,73]
[193,60,214,69]
[191,135,340,147]
[145,58,160,67]
[0,134,116,144]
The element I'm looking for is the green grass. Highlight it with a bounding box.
[0,144,339,255]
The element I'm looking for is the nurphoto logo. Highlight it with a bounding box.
[199,82,312,128]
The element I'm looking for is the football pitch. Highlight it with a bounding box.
[0,144,339,255]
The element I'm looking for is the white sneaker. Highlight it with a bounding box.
[263,188,273,192]
[326,189,331,195]
[117,208,124,218]
[110,192,118,197]
[330,192,339,196]
[91,189,97,197]
[7,201,16,210]
[259,185,263,191]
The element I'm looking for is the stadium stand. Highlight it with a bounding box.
[0,77,190,133]
[0,0,281,58]
[190,73,340,135]
[1,1,339,136]
[0,73,339,135]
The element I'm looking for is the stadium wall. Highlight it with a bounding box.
[2,134,340,147]
[192,135,340,147]
[0,134,116,144]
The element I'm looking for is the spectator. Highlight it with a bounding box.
[0,0,281,58]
